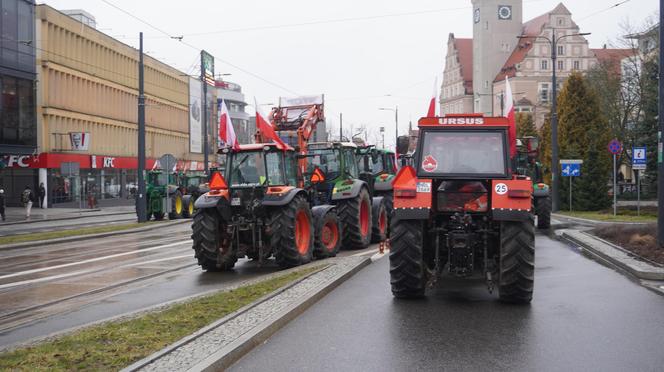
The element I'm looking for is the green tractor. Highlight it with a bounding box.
[306,141,384,248]
[356,146,396,242]
[516,136,551,229]
[177,172,209,218]
[146,170,185,220]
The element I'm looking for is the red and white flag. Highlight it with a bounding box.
[427,77,438,117]
[219,99,239,150]
[504,77,516,158]
[254,98,288,150]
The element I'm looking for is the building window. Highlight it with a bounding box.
[557,45,564,56]
[539,83,550,103]
[573,60,580,70]
[1,76,36,147]
[541,60,548,70]
[557,60,565,70]
[557,18,564,26]
[484,81,489,89]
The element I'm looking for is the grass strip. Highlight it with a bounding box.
[557,210,656,223]
[0,222,157,245]
[0,266,320,371]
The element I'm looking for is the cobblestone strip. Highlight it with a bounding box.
[128,256,370,372]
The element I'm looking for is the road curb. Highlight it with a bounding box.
[559,229,664,281]
[552,213,651,226]
[0,219,190,250]
[124,256,371,372]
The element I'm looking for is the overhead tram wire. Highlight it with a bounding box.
[98,0,301,96]
[576,0,632,22]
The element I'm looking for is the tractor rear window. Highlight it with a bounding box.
[418,131,507,177]
[308,148,340,180]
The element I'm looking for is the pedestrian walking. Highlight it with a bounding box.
[0,189,6,221]
[38,182,46,208]
[21,186,35,219]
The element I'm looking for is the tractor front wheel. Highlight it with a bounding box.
[314,210,341,259]
[191,208,237,271]
[536,196,551,229]
[389,219,426,298]
[337,188,372,249]
[498,217,535,304]
[268,195,314,268]
[169,191,184,220]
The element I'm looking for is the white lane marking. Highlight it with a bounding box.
[0,269,95,290]
[0,254,195,290]
[350,248,379,257]
[124,254,193,266]
[0,240,191,281]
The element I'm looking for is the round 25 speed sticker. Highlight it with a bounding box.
[494,183,508,195]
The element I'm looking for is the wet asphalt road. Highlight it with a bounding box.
[0,222,380,349]
[231,232,664,372]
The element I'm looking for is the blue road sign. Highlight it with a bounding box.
[561,163,581,177]
[608,139,622,155]
[632,146,647,170]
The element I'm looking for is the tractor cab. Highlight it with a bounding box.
[305,142,359,203]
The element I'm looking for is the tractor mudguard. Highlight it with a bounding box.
[371,196,384,210]
[331,179,367,201]
[373,175,394,191]
[491,179,533,222]
[194,193,232,221]
[262,187,305,206]
[532,184,550,198]
[311,204,336,225]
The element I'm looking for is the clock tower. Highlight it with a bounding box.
[471,0,522,115]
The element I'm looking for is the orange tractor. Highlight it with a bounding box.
[390,114,535,303]
[191,95,342,270]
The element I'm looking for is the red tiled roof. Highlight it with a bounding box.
[591,48,637,75]
[454,38,473,94]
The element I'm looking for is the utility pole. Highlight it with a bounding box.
[395,106,399,148]
[339,113,343,141]
[201,52,209,175]
[136,32,147,222]
[551,29,560,213]
[658,0,664,246]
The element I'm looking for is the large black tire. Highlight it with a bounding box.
[371,199,388,243]
[182,195,194,218]
[536,196,551,229]
[389,219,426,298]
[313,210,342,259]
[168,191,184,220]
[191,208,237,271]
[498,217,535,304]
[337,188,372,249]
[153,211,165,221]
[268,195,314,268]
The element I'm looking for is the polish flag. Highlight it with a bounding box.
[254,98,288,150]
[427,77,438,117]
[219,99,239,150]
[504,77,516,158]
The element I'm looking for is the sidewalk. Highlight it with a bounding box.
[0,205,136,225]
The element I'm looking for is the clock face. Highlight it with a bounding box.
[474,8,480,23]
[498,5,512,20]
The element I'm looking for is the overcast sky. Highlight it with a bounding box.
[41,0,656,147]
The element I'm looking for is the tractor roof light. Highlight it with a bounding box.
[209,171,228,190]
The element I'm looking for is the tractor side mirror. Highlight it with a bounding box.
[396,135,410,155]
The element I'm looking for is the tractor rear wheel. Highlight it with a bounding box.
[536,196,551,229]
[268,195,314,268]
[498,217,535,304]
[371,199,388,243]
[389,219,426,298]
[169,191,184,220]
[182,195,194,218]
[337,188,372,249]
[191,208,237,271]
[314,210,341,259]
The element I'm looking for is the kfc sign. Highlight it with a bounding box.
[103,157,115,168]
[3,155,34,168]
[69,132,91,151]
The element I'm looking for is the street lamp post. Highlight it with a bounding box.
[379,106,398,147]
[518,30,590,212]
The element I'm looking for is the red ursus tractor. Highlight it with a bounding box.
[390,114,535,303]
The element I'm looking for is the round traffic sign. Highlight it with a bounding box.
[608,139,622,155]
